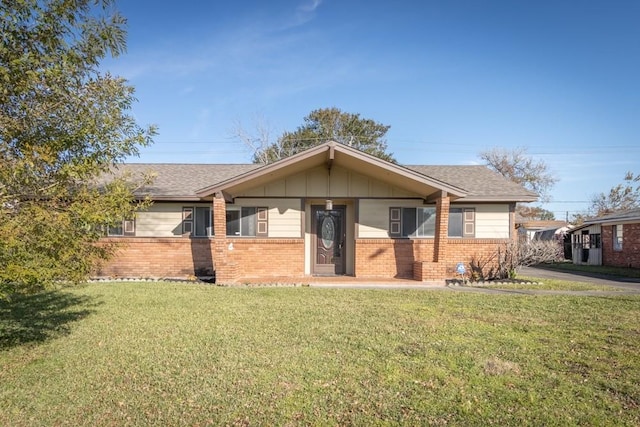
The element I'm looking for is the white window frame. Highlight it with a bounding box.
[613,224,623,251]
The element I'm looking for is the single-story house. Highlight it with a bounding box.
[568,208,640,268]
[98,141,537,282]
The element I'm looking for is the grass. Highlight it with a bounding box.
[1,282,639,426]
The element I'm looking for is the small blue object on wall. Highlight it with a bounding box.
[456,262,466,275]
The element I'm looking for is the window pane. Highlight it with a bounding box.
[108,223,123,236]
[614,225,623,250]
[226,210,240,236]
[241,207,256,237]
[448,208,463,237]
[402,208,417,237]
[195,207,211,236]
[417,207,436,237]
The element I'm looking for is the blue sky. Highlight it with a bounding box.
[105,0,640,220]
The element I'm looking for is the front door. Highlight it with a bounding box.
[312,205,346,275]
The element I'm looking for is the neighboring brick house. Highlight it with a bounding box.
[569,208,640,268]
[98,141,537,282]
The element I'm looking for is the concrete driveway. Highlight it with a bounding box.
[519,265,640,291]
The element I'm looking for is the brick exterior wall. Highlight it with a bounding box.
[224,239,305,281]
[601,223,640,268]
[96,193,517,282]
[95,237,214,278]
[355,237,511,280]
[97,236,513,281]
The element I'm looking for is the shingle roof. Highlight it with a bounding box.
[584,208,640,224]
[406,165,537,200]
[110,163,261,200]
[111,161,535,201]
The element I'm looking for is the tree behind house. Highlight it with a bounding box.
[239,108,395,164]
[479,147,557,220]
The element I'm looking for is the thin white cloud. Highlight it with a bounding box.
[281,0,323,30]
[299,0,322,13]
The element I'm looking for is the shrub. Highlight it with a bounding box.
[470,240,562,281]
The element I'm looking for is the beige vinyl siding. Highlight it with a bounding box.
[230,198,302,237]
[136,202,211,237]
[358,199,425,238]
[358,201,511,239]
[473,204,511,238]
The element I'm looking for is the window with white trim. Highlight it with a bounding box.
[226,206,268,237]
[613,224,623,251]
[389,207,436,237]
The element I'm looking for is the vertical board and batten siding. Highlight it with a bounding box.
[235,165,416,199]
[136,202,211,237]
[229,198,302,238]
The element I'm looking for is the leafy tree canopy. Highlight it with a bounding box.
[250,108,394,164]
[0,0,156,296]
[588,171,639,217]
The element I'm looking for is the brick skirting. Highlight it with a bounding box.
[355,238,512,280]
[97,237,512,282]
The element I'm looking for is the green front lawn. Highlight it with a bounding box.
[1,282,639,426]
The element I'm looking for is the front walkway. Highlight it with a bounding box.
[227,267,640,296]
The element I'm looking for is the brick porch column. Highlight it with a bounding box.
[213,193,237,283]
[433,192,450,262]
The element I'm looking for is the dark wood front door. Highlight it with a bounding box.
[312,205,346,275]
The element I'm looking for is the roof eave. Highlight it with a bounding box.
[454,195,538,203]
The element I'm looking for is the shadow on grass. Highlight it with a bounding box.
[0,289,98,350]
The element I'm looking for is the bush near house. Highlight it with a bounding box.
[470,240,561,281]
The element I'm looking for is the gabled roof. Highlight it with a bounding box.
[196,141,469,199]
[584,208,640,225]
[111,141,537,203]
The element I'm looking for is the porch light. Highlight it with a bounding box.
[325,199,333,210]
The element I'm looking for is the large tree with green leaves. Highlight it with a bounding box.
[479,147,558,220]
[0,0,155,296]
[249,108,394,164]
